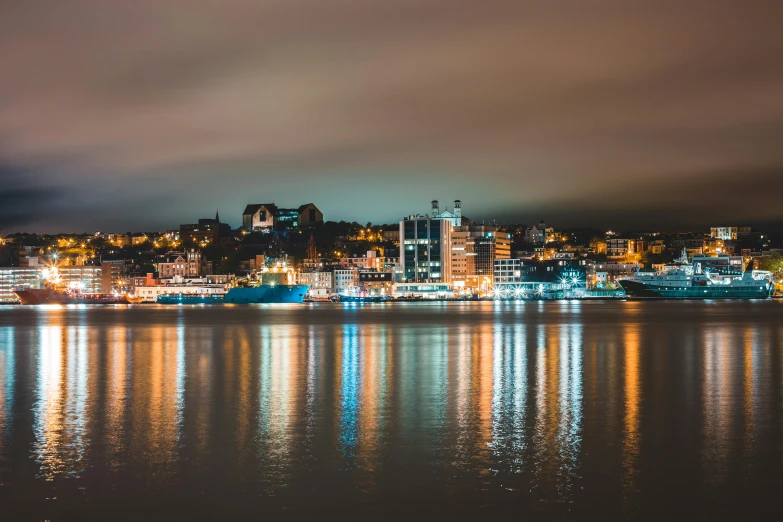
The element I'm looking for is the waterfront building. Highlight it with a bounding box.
[0,263,118,302]
[333,269,359,294]
[399,214,453,284]
[586,262,640,288]
[359,271,394,295]
[242,203,323,232]
[451,225,511,293]
[392,282,453,298]
[132,281,228,303]
[494,259,522,285]
[493,258,587,295]
[0,267,42,302]
[298,271,333,298]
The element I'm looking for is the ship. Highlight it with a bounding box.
[618,251,772,299]
[155,265,309,304]
[13,286,130,305]
[156,284,309,304]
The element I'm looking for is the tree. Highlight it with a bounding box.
[757,253,783,282]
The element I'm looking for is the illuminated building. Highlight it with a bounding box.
[524,220,554,244]
[607,238,640,258]
[333,269,359,293]
[297,271,333,298]
[156,249,205,278]
[493,258,588,295]
[710,226,751,241]
[451,225,511,293]
[339,250,395,271]
[399,212,452,284]
[359,271,393,295]
[242,203,322,232]
[430,199,462,226]
[0,263,120,302]
[0,267,41,302]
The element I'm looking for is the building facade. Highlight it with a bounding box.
[157,250,205,278]
[242,203,323,232]
[710,226,751,241]
[451,225,511,292]
[180,211,230,245]
[399,215,452,284]
[333,269,358,294]
[359,271,394,295]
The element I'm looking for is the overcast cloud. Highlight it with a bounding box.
[1,0,782,232]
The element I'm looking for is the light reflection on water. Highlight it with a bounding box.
[0,301,782,519]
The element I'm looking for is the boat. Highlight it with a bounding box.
[618,251,772,299]
[14,286,130,305]
[156,284,309,304]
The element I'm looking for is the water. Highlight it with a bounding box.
[0,301,782,520]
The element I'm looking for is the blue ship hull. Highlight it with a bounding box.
[156,284,310,304]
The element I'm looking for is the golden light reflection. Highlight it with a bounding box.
[258,324,300,487]
[33,325,65,480]
[105,326,129,470]
[129,324,181,482]
[622,324,641,502]
[742,327,757,466]
[702,327,732,487]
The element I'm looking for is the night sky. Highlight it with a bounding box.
[2,1,783,233]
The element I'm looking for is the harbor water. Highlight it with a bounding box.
[1,301,782,520]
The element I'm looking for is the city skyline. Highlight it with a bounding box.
[3,1,783,232]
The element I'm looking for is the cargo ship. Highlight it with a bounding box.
[156,284,309,304]
[155,265,309,304]
[619,252,772,299]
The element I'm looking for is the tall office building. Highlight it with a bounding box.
[399,214,453,283]
[451,225,511,292]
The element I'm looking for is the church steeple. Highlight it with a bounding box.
[215,209,220,223]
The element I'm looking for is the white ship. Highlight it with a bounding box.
[619,251,772,299]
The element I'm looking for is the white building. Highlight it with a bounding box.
[333,269,358,294]
[430,199,462,227]
[392,282,453,298]
[524,221,553,244]
[132,277,228,303]
[710,226,751,240]
[298,271,333,298]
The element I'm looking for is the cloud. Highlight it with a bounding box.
[1,1,783,231]
[0,164,63,231]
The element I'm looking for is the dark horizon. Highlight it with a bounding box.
[3,1,783,233]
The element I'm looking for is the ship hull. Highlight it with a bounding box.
[13,289,129,305]
[619,279,770,299]
[156,284,309,304]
